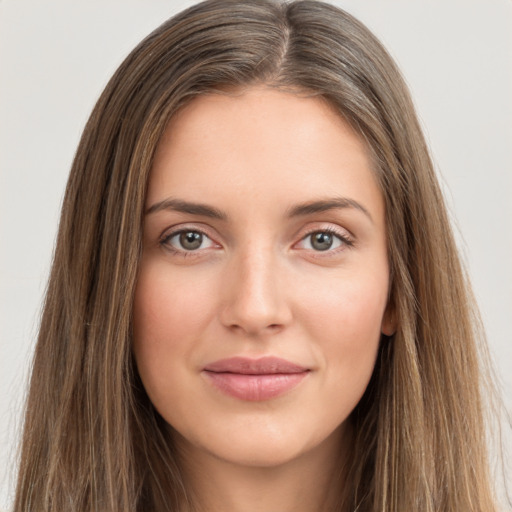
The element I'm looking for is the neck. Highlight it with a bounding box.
[175,427,349,512]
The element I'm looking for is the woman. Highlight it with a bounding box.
[13,0,499,510]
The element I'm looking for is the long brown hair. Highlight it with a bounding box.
[14,1,498,510]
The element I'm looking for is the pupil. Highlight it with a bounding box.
[312,232,332,251]
[180,231,202,250]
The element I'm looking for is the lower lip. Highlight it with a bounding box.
[202,371,309,401]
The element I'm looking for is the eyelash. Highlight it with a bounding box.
[158,226,354,257]
[299,227,354,254]
[159,227,215,258]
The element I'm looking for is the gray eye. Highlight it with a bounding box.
[179,231,203,250]
[310,232,334,251]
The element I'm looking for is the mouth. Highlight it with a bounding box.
[202,356,310,401]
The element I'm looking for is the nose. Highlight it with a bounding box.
[219,247,292,336]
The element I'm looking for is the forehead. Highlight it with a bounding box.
[156,86,368,165]
[148,86,383,222]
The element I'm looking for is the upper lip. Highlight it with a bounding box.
[203,356,309,375]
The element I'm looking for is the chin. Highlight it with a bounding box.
[218,440,306,468]
[174,419,344,470]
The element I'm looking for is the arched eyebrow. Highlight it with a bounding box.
[286,197,373,223]
[146,196,372,223]
[145,198,227,220]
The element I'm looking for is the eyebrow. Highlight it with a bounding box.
[286,197,373,223]
[146,196,372,223]
[146,198,227,220]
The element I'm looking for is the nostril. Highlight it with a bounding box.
[226,322,284,336]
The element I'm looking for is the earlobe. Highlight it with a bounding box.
[381,306,396,336]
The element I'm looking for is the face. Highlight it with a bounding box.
[133,86,393,469]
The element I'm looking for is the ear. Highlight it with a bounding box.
[381,303,396,336]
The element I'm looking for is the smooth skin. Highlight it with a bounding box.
[133,86,394,512]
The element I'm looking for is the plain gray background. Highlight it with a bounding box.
[1,0,511,509]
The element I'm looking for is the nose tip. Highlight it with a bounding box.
[224,296,286,336]
[225,308,285,337]
[219,252,292,336]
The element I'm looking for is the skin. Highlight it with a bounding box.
[133,86,394,512]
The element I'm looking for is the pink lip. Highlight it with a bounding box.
[202,357,310,401]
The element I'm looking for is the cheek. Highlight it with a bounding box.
[132,260,216,398]
[133,259,215,342]
[300,266,388,338]
[298,269,388,387]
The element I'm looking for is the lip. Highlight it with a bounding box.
[202,356,310,401]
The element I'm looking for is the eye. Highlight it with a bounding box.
[297,230,352,252]
[161,229,216,252]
